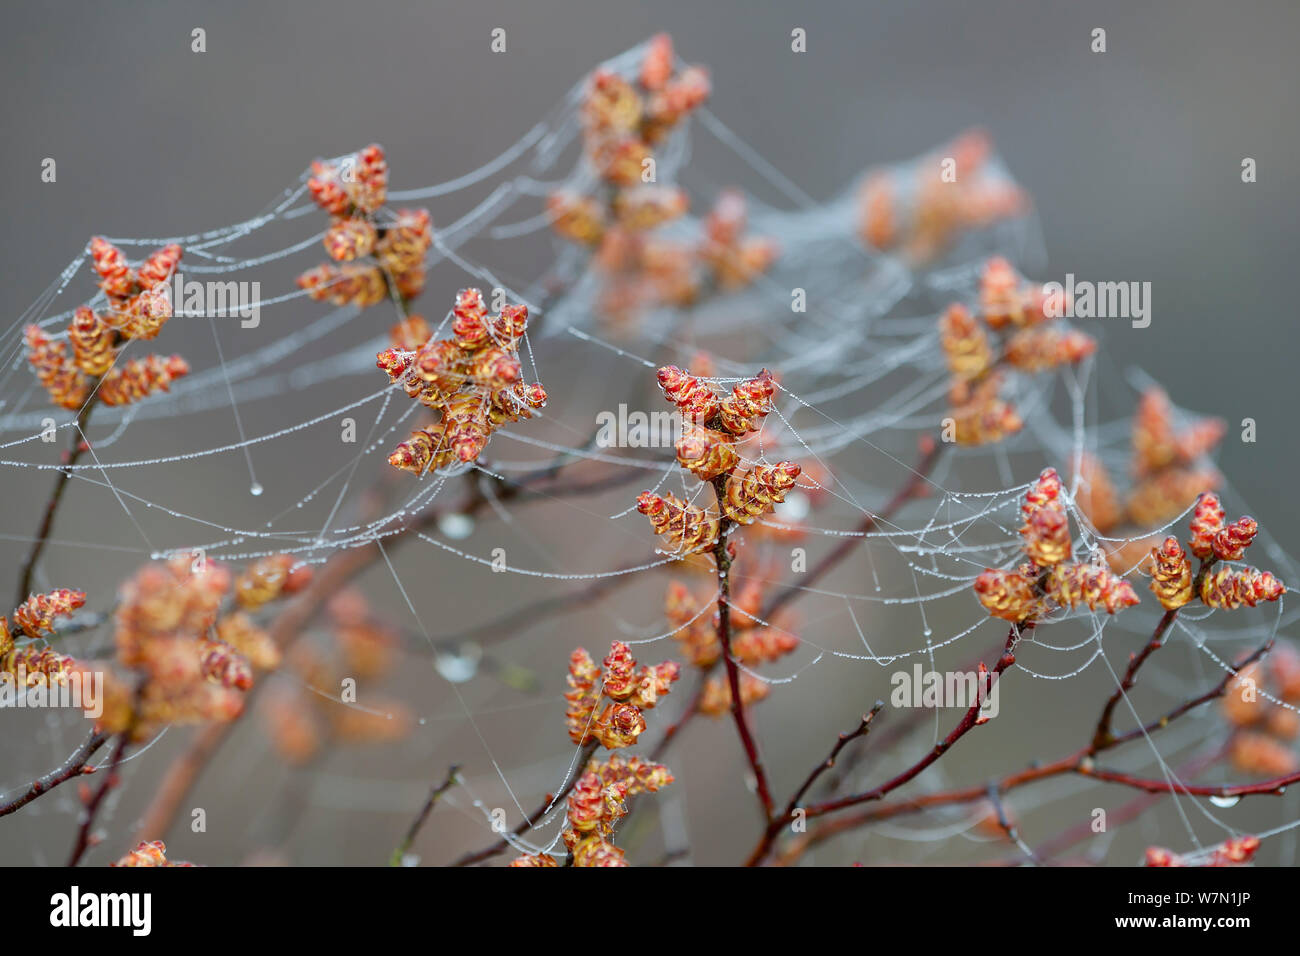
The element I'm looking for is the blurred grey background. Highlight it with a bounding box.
[2,0,1298,866]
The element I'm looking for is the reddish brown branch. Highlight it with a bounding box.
[772,637,1275,864]
[0,729,109,818]
[66,730,129,866]
[800,622,1022,824]
[15,397,97,608]
[710,475,775,823]
[746,702,884,865]
[1092,608,1178,750]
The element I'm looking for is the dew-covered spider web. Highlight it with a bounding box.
[2,37,1298,868]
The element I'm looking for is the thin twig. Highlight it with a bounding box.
[788,704,884,818]
[66,729,129,866]
[745,703,884,866]
[0,729,109,818]
[1092,608,1178,750]
[16,398,97,608]
[774,638,1275,864]
[389,764,462,866]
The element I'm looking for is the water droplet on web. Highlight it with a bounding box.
[435,642,483,683]
[418,717,427,726]
[923,627,932,637]
[1209,794,1240,808]
[399,853,420,867]
[439,513,475,540]
[249,482,263,496]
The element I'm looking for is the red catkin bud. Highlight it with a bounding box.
[1211,516,1258,562]
[1189,492,1226,560]
[718,370,776,436]
[722,461,801,525]
[974,569,1038,622]
[675,423,738,480]
[1149,537,1193,610]
[657,365,720,422]
[637,491,720,554]
[12,588,86,638]
[1046,563,1140,615]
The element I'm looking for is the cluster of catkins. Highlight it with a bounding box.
[553,185,779,326]
[550,35,783,327]
[1145,835,1260,868]
[665,573,798,716]
[96,553,306,738]
[377,288,547,473]
[0,589,87,686]
[974,467,1140,623]
[1147,492,1284,613]
[297,144,433,307]
[858,129,1027,263]
[637,366,802,554]
[26,238,187,410]
[939,257,1096,446]
[1146,492,1291,774]
[576,33,708,189]
[510,641,677,866]
[1076,387,1226,573]
[258,587,412,766]
[1220,643,1300,779]
[509,754,674,868]
[564,641,679,751]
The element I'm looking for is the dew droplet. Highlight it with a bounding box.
[435,642,483,683]
[439,513,476,540]
[1209,794,1240,808]
[249,482,263,497]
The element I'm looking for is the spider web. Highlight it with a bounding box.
[1,37,1297,868]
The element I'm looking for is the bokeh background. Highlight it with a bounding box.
[2,0,1298,866]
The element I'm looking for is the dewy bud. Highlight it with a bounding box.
[1188,492,1226,560]
[973,569,1038,622]
[1199,566,1286,609]
[675,423,738,480]
[718,370,776,436]
[637,491,720,553]
[1149,537,1193,610]
[12,588,86,638]
[657,365,720,422]
[721,462,801,525]
[1046,563,1140,615]
[1211,516,1258,562]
